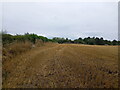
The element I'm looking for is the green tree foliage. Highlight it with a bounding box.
[2,32,120,46]
[52,37,66,43]
[2,34,14,45]
[83,37,96,45]
[52,37,119,45]
[52,37,72,44]
[2,33,53,46]
[94,37,105,45]
[118,41,120,45]
[112,40,118,45]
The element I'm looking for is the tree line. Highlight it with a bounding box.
[52,37,120,45]
[2,32,54,46]
[2,32,120,46]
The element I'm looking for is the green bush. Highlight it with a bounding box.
[2,33,53,46]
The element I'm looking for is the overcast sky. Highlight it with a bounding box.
[1,2,118,40]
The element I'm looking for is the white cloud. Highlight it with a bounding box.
[1,0,119,2]
[2,2,118,40]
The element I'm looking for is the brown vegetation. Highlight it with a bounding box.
[2,43,119,88]
[3,41,32,62]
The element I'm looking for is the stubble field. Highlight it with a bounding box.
[2,43,119,88]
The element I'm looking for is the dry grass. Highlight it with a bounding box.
[35,40,44,47]
[2,44,119,88]
[2,41,32,62]
[2,40,50,62]
[2,41,33,82]
[2,41,45,82]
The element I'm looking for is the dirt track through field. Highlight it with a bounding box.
[3,44,118,88]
